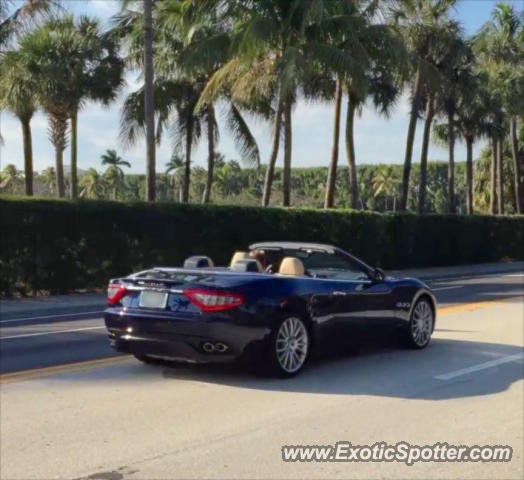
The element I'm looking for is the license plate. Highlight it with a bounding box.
[139,290,168,309]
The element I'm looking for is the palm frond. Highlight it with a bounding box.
[226,104,260,167]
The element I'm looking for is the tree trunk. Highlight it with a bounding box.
[21,117,33,196]
[202,104,215,204]
[55,147,65,198]
[345,92,358,209]
[182,117,193,203]
[262,101,283,207]
[465,135,474,215]
[417,95,434,214]
[143,0,156,202]
[447,110,456,213]
[497,135,504,215]
[490,138,497,214]
[400,66,422,211]
[70,109,78,199]
[282,98,292,207]
[49,111,67,199]
[324,75,342,209]
[510,116,523,214]
[113,187,117,201]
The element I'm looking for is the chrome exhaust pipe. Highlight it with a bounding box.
[202,342,215,353]
[214,342,228,353]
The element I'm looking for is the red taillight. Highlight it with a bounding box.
[184,289,244,312]
[107,284,128,305]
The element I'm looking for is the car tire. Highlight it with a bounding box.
[403,297,434,349]
[266,316,310,377]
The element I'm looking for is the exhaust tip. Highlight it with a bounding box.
[202,342,215,353]
[215,342,228,353]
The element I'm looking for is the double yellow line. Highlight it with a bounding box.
[0,298,515,384]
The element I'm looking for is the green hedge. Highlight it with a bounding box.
[2,195,523,295]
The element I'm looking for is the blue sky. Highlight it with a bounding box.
[1,0,521,174]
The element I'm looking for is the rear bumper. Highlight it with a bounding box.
[104,308,268,363]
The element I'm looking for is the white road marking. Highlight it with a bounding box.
[504,273,524,277]
[435,352,524,380]
[431,285,464,291]
[0,326,106,340]
[0,311,104,324]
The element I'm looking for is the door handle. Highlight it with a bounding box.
[332,291,347,296]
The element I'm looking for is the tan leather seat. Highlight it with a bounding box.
[231,258,264,272]
[230,251,250,267]
[279,257,305,276]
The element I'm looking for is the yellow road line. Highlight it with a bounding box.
[438,299,508,315]
[0,356,131,384]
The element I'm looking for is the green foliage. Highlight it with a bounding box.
[1,195,523,295]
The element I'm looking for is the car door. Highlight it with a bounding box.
[304,251,395,338]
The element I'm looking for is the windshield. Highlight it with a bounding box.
[257,248,369,280]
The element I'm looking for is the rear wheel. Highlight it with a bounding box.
[267,316,310,377]
[403,298,434,349]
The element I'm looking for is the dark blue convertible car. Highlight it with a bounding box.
[104,242,436,376]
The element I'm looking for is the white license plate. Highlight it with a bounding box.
[139,290,168,309]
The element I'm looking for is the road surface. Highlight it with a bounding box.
[0,267,523,479]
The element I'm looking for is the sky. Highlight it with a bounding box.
[1,0,522,174]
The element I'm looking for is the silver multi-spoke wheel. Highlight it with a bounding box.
[410,300,433,347]
[275,317,309,374]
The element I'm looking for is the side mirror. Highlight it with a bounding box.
[373,268,385,282]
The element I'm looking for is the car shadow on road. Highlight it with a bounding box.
[157,337,524,401]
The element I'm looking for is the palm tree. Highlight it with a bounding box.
[165,154,184,202]
[0,164,23,193]
[0,0,59,50]
[100,149,130,200]
[17,17,73,197]
[475,3,523,214]
[115,1,259,204]
[200,0,359,207]
[372,166,399,212]
[433,71,490,215]
[321,1,405,209]
[101,149,130,175]
[434,34,474,214]
[394,0,457,211]
[79,168,105,199]
[0,50,37,195]
[120,77,202,203]
[40,166,55,195]
[143,0,156,202]
[64,16,124,199]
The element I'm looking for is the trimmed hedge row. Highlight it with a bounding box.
[1,196,523,295]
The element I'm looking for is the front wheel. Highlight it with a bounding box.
[403,298,434,349]
[267,316,310,377]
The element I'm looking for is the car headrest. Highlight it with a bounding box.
[183,256,214,269]
[230,251,249,267]
[279,257,305,276]
[230,259,263,273]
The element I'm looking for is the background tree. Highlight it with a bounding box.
[79,167,105,199]
[101,149,130,200]
[0,50,37,195]
[394,0,457,211]
[475,3,523,214]
[0,163,23,193]
[0,0,59,50]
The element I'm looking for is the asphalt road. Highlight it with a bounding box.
[0,268,523,375]
[0,269,523,479]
